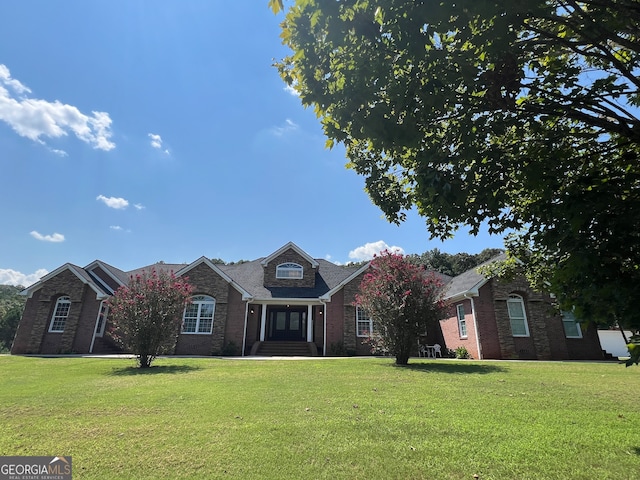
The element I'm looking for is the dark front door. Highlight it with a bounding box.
[268,308,306,341]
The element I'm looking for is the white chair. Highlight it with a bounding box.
[432,344,442,357]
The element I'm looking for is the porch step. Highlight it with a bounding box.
[254,341,316,357]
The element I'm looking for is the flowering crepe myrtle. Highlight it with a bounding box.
[107,269,193,368]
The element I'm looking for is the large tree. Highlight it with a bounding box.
[355,250,446,365]
[273,0,640,332]
[107,269,193,368]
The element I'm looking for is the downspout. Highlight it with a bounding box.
[464,294,483,360]
[241,300,250,357]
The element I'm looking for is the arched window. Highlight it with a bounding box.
[507,294,530,337]
[49,296,71,332]
[182,295,215,334]
[276,263,303,279]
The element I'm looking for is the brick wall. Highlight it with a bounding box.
[473,283,501,359]
[313,305,324,354]
[244,304,261,355]
[174,262,232,355]
[263,249,316,288]
[342,272,366,355]
[224,287,247,354]
[12,269,102,354]
[325,289,346,354]
[440,298,479,358]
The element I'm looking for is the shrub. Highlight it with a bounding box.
[454,346,471,359]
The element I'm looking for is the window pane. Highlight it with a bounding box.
[200,303,214,318]
[276,263,303,279]
[507,296,529,336]
[562,311,582,338]
[182,296,215,334]
[457,304,467,337]
[290,312,300,330]
[197,318,213,333]
[356,307,372,336]
[507,301,524,318]
[183,318,197,333]
[50,296,70,332]
[510,319,527,336]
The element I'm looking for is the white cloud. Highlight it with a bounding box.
[133,203,145,210]
[148,133,162,149]
[49,148,68,157]
[30,231,65,243]
[0,64,115,151]
[348,240,405,262]
[0,64,31,95]
[96,194,129,209]
[148,133,170,155]
[325,254,342,266]
[284,84,299,96]
[270,118,299,136]
[110,225,123,231]
[0,267,48,287]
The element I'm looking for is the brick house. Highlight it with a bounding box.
[11,243,603,359]
[440,255,603,360]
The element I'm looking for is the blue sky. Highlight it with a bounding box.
[0,1,504,287]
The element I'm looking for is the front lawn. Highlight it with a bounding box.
[0,356,638,479]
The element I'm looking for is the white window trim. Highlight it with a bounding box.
[276,263,303,279]
[456,304,468,338]
[49,296,71,333]
[356,306,373,337]
[182,295,215,335]
[507,294,530,337]
[562,311,583,339]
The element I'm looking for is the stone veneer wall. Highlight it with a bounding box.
[262,249,316,288]
[490,276,568,360]
[13,270,101,354]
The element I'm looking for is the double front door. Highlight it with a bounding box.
[268,307,307,341]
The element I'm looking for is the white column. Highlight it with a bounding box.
[260,304,267,341]
[306,304,313,342]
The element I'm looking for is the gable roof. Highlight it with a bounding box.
[220,258,362,301]
[176,257,252,300]
[20,263,111,300]
[260,241,319,269]
[443,253,507,301]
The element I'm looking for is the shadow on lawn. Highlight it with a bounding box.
[109,364,202,376]
[395,362,508,375]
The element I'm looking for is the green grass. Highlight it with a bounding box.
[0,356,639,479]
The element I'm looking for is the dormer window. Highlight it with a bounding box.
[276,263,303,279]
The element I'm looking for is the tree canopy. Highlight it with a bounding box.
[274,0,640,331]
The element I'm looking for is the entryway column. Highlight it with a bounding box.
[260,305,267,341]
[306,304,313,342]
